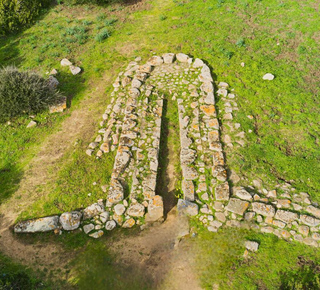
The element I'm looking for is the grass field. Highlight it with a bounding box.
[1,0,320,288]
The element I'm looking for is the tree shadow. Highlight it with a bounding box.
[0,164,24,205]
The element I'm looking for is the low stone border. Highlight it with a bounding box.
[13,54,320,247]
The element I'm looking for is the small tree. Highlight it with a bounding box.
[0,66,64,122]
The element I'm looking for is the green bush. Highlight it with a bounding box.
[61,0,114,5]
[0,66,63,122]
[0,0,50,35]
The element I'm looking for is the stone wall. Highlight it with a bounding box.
[13,54,320,246]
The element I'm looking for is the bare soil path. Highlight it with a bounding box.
[0,83,203,288]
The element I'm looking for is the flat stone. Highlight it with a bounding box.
[59,211,82,231]
[303,237,318,247]
[83,203,104,220]
[215,182,230,201]
[70,65,81,75]
[100,211,109,223]
[83,224,94,234]
[147,56,163,66]
[176,53,189,62]
[193,58,204,68]
[177,199,199,216]
[122,218,135,228]
[14,216,59,233]
[274,210,298,223]
[252,202,275,217]
[182,179,195,201]
[182,165,199,180]
[234,187,252,201]
[89,230,104,239]
[225,198,249,215]
[244,212,255,221]
[215,212,226,222]
[114,204,126,216]
[162,53,175,64]
[105,220,117,230]
[300,215,320,227]
[60,58,72,66]
[49,97,67,114]
[145,195,164,222]
[126,203,145,217]
[263,73,274,80]
[107,179,124,207]
[306,205,320,219]
[298,225,310,236]
[26,121,37,128]
[245,241,259,252]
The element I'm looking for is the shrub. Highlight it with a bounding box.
[0,66,64,122]
[0,0,50,35]
[95,28,110,42]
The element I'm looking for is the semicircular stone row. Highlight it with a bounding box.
[13,54,320,247]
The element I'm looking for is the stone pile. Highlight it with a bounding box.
[14,54,320,247]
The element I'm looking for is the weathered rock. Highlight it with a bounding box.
[162,53,175,64]
[234,187,252,201]
[105,220,117,230]
[100,211,109,223]
[49,97,67,114]
[126,203,145,217]
[14,216,59,233]
[70,65,81,75]
[48,76,59,90]
[145,195,164,222]
[245,241,259,252]
[177,199,199,216]
[225,198,249,215]
[176,53,189,62]
[300,215,320,227]
[61,58,72,66]
[26,121,37,128]
[147,56,164,66]
[252,202,275,217]
[306,205,320,219]
[193,58,204,68]
[59,211,82,231]
[83,224,94,234]
[122,218,135,228]
[215,182,230,201]
[182,165,199,180]
[114,204,126,216]
[107,179,124,206]
[182,179,195,201]
[83,203,105,220]
[274,210,298,223]
[263,73,274,80]
[89,230,104,239]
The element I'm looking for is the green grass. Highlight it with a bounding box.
[194,227,320,289]
[0,252,50,289]
[1,0,320,288]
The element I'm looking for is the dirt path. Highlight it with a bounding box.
[0,79,111,275]
[0,82,202,289]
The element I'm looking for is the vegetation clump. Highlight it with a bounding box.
[0,0,50,35]
[0,66,63,122]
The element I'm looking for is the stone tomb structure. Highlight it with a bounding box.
[14,54,320,247]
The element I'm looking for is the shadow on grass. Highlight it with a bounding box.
[70,242,153,290]
[0,164,24,205]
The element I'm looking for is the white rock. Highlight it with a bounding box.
[114,204,126,216]
[176,53,189,62]
[105,220,117,230]
[14,216,59,233]
[26,121,37,128]
[89,230,104,239]
[59,211,82,231]
[70,65,81,75]
[83,224,94,234]
[263,73,274,80]
[245,241,259,252]
[61,58,72,66]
